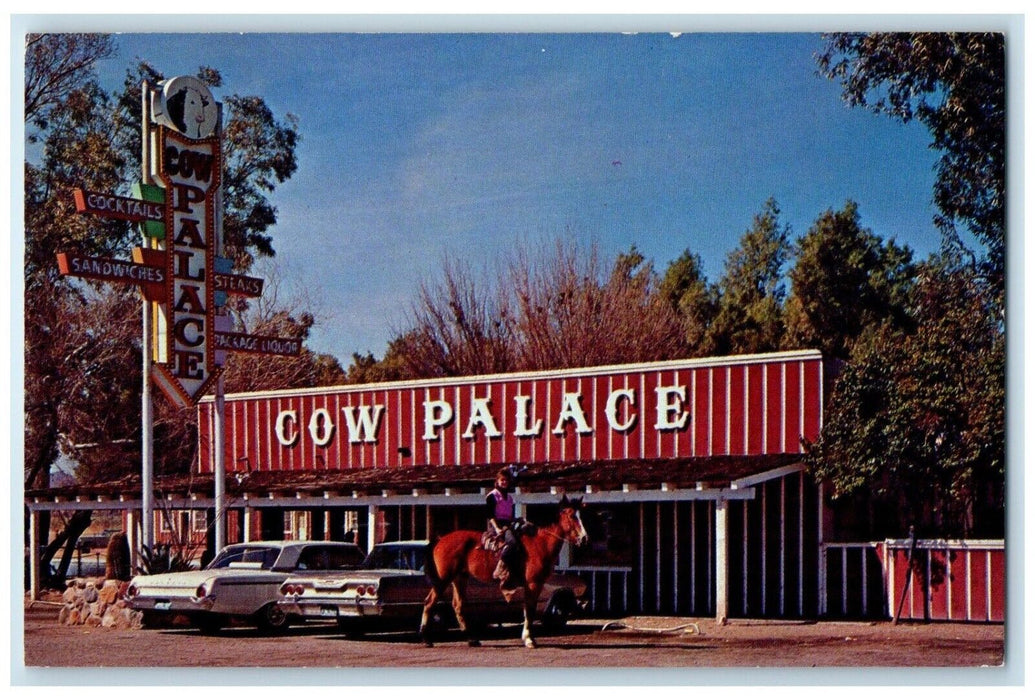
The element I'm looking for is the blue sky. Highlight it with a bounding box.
[89,31,942,362]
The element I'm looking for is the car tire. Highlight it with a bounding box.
[336,619,365,639]
[140,611,168,629]
[196,615,224,635]
[255,603,290,634]
[540,590,575,631]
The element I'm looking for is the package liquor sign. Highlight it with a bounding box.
[147,76,224,406]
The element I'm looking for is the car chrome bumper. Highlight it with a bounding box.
[283,597,422,620]
[126,595,214,613]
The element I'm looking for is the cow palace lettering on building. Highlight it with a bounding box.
[198,350,823,474]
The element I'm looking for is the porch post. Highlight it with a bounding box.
[715,497,730,624]
[126,508,139,573]
[367,505,381,554]
[243,503,254,543]
[28,508,41,602]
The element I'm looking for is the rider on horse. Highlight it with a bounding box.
[486,464,527,592]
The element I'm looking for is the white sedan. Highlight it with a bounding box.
[124,540,365,633]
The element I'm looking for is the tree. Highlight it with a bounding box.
[221,277,346,394]
[505,241,683,371]
[382,240,685,378]
[705,199,790,355]
[24,36,303,494]
[24,35,133,490]
[783,201,915,360]
[805,255,1004,538]
[817,32,1006,293]
[24,33,115,135]
[657,249,717,356]
[390,257,515,378]
[344,343,416,385]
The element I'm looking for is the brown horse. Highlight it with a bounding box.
[420,494,589,648]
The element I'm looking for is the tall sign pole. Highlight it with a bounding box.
[212,106,227,554]
[140,80,155,556]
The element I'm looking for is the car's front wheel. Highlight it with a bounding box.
[255,603,290,634]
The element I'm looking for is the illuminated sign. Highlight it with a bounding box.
[149,126,222,405]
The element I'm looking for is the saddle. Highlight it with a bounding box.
[481,530,505,553]
[481,519,537,553]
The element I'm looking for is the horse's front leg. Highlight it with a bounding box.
[521,585,540,648]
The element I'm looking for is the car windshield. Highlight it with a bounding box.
[361,545,425,572]
[295,545,365,571]
[206,546,280,570]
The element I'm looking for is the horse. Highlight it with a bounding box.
[420,494,589,648]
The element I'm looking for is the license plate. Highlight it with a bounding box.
[319,605,338,618]
[154,601,172,611]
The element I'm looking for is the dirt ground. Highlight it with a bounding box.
[16,594,1006,682]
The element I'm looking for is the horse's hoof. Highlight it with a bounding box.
[468,639,481,647]
[524,639,537,649]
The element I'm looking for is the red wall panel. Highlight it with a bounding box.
[197,351,824,473]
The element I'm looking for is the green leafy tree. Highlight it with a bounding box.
[805,256,1004,538]
[658,249,717,356]
[705,199,790,355]
[818,32,1006,294]
[783,201,916,360]
[345,338,421,384]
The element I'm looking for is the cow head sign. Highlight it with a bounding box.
[151,76,219,140]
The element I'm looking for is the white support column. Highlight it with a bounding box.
[715,498,730,624]
[324,510,332,541]
[243,506,254,543]
[126,509,139,573]
[28,509,41,602]
[367,505,381,554]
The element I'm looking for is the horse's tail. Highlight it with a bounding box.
[424,535,442,587]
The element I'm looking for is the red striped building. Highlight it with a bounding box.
[27,348,1004,621]
[190,349,826,620]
